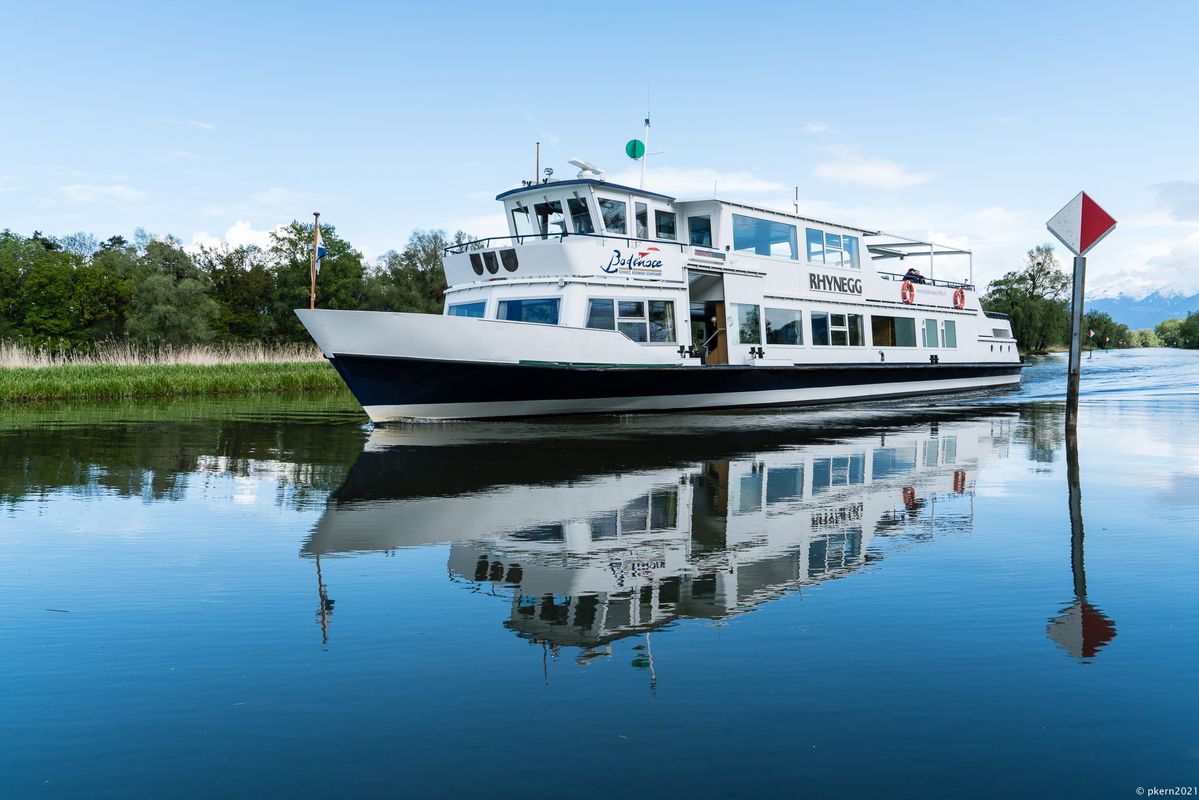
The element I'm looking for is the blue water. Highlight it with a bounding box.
[2,350,1197,798]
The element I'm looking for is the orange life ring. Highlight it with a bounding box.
[953,469,967,494]
[901,280,915,304]
[902,486,916,509]
[953,287,966,309]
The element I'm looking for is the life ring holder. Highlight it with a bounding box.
[953,287,966,309]
[901,280,915,304]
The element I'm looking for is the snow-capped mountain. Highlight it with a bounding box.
[1087,282,1199,329]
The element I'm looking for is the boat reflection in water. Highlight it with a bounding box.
[304,410,1018,659]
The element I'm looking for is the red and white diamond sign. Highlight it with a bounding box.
[1046,191,1117,256]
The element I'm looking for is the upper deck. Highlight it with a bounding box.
[444,176,974,296]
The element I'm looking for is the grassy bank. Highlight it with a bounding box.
[0,361,350,402]
[0,342,351,402]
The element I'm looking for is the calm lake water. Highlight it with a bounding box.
[3,350,1198,798]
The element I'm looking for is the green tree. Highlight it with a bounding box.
[1155,318,1185,348]
[364,229,470,314]
[982,244,1071,353]
[1081,310,1132,349]
[125,239,219,345]
[17,248,80,344]
[1133,328,1161,347]
[196,244,275,341]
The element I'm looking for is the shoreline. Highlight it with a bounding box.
[0,361,350,403]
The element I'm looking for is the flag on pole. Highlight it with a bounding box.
[313,228,328,274]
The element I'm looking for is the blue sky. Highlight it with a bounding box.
[2,0,1197,297]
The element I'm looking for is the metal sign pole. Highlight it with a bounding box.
[1066,254,1086,428]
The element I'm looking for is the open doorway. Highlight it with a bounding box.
[687,271,727,365]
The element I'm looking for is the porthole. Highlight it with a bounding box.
[469,253,484,275]
[483,251,499,274]
[500,248,518,272]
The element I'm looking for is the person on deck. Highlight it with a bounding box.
[904,267,927,284]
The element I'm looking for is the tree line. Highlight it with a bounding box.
[981,243,1197,352]
[0,223,470,349]
[3,225,1194,353]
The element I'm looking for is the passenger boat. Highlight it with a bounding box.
[297,164,1021,421]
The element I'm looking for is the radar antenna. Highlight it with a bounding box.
[568,158,606,181]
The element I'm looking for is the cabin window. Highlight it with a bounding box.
[635,202,649,239]
[734,304,762,345]
[812,312,864,346]
[688,215,712,247]
[534,200,566,237]
[922,318,939,348]
[732,214,798,259]
[511,203,535,237]
[649,300,676,342]
[448,301,486,318]
[586,299,616,330]
[500,249,518,272]
[618,301,647,342]
[497,298,560,325]
[599,198,627,234]
[567,197,594,234]
[941,320,958,348]
[482,251,499,274]
[871,315,917,347]
[765,308,804,345]
[468,253,484,275]
[806,228,860,268]
[656,210,677,240]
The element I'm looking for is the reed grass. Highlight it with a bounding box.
[0,340,324,368]
[0,341,349,402]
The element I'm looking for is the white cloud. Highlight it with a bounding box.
[1149,180,1199,222]
[189,120,216,130]
[57,183,146,203]
[250,186,318,208]
[803,121,830,134]
[188,220,283,253]
[608,166,785,198]
[812,147,933,190]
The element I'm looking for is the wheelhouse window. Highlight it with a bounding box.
[482,251,499,274]
[511,203,535,237]
[534,200,565,237]
[732,214,798,259]
[812,312,864,346]
[806,228,860,268]
[872,315,917,347]
[688,215,712,247]
[598,198,627,234]
[656,210,677,240]
[635,202,649,239]
[585,298,615,330]
[922,319,938,348]
[734,304,762,345]
[567,197,594,234]
[765,307,804,345]
[941,320,958,348]
[448,301,485,318]
[497,298,560,325]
